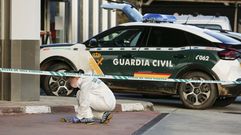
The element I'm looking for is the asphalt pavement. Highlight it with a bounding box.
[0,95,160,135]
[0,112,160,135]
[142,97,241,135]
[144,110,241,135]
[1,94,241,135]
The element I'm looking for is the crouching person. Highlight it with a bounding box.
[67,70,116,124]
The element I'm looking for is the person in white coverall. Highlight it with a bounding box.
[67,70,116,124]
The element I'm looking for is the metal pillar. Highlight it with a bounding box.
[0,0,11,100]
[234,2,238,32]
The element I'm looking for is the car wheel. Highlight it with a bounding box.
[214,97,236,107]
[41,63,76,96]
[178,72,218,109]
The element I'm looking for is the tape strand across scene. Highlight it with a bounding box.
[0,68,240,84]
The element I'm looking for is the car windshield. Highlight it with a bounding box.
[204,30,241,45]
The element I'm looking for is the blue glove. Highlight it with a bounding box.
[60,116,80,123]
[70,116,81,123]
[61,116,94,124]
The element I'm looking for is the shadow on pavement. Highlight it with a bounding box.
[115,93,184,109]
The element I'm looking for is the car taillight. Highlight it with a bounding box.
[218,50,240,60]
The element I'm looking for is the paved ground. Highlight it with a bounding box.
[113,94,241,135]
[0,111,159,135]
[142,97,241,135]
[0,95,158,135]
[1,94,241,135]
[143,109,241,135]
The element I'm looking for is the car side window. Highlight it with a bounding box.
[97,28,144,47]
[147,27,188,47]
[185,32,211,46]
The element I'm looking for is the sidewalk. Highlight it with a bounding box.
[0,111,161,135]
[0,96,154,115]
[0,96,161,135]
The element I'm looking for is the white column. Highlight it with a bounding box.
[83,0,89,41]
[71,0,78,42]
[92,0,99,36]
[110,0,117,28]
[11,0,40,40]
[101,0,108,32]
[59,2,65,42]
[110,10,117,28]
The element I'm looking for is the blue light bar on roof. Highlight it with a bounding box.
[142,13,176,23]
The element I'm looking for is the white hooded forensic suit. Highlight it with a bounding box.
[75,76,116,120]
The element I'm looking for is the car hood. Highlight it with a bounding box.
[40,43,75,49]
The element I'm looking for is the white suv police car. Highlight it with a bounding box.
[40,20,241,109]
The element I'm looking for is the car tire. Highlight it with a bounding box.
[40,63,76,96]
[214,97,236,107]
[178,72,218,109]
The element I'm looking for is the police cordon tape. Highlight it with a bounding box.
[0,67,241,84]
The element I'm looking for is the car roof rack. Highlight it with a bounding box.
[142,13,176,23]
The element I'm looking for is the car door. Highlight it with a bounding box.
[85,26,148,89]
[134,26,191,90]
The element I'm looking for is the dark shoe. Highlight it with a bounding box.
[100,112,113,124]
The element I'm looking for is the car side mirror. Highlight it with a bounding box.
[89,38,98,47]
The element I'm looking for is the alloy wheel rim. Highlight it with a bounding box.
[48,69,73,96]
[182,77,211,106]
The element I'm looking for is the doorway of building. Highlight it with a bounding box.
[41,0,71,44]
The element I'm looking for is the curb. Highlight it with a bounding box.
[0,102,154,115]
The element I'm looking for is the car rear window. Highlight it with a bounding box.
[185,32,211,46]
[191,24,222,30]
[147,27,189,47]
[204,30,241,45]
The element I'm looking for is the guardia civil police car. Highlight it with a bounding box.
[40,15,241,109]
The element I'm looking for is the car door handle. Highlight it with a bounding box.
[173,54,186,59]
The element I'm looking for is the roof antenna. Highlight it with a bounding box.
[184,15,190,25]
